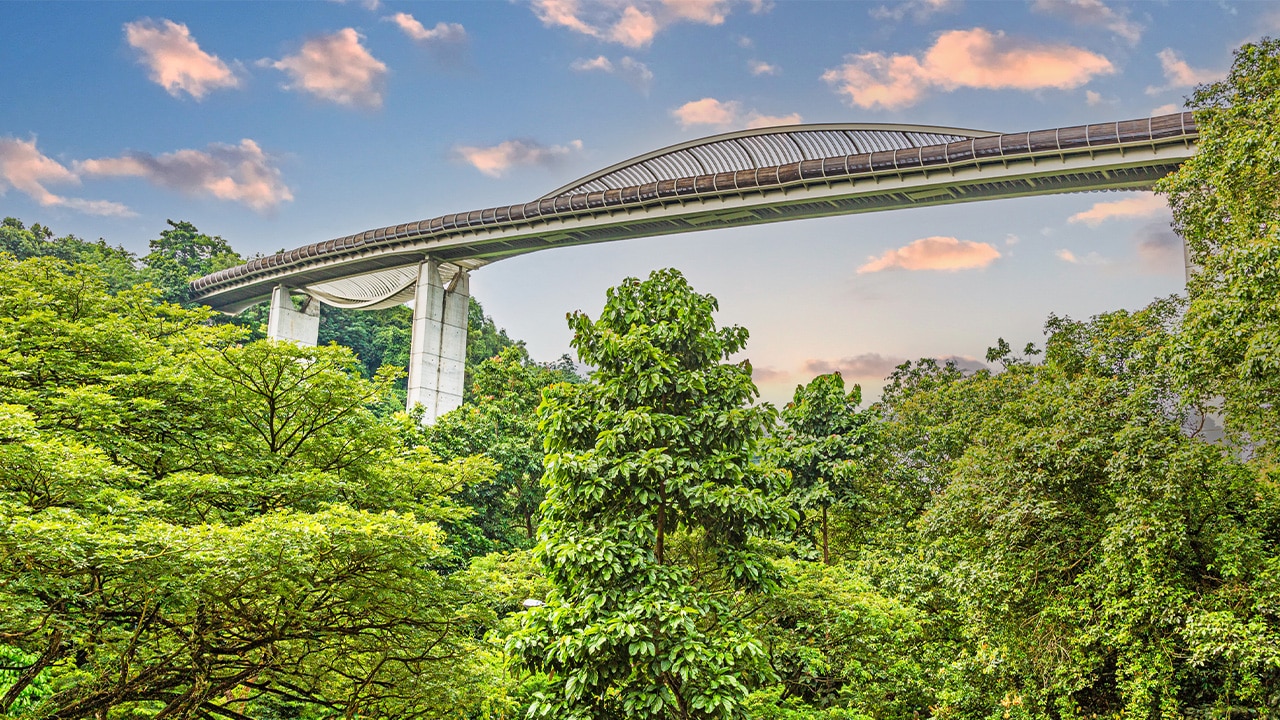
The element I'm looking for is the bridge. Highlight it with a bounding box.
[192,112,1199,422]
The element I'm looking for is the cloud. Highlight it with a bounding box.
[264,28,387,108]
[571,55,654,92]
[869,0,959,22]
[1086,90,1104,106]
[1056,248,1109,265]
[745,112,804,129]
[804,352,986,379]
[530,0,753,48]
[1004,233,1020,245]
[1134,220,1183,271]
[1151,102,1180,115]
[1068,193,1167,227]
[672,97,741,128]
[453,139,584,177]
[748,59,779,76]
[385,13,466,43]
[822,28,1113,110]
[671,97,801,129]
[1030,0,1143,44]
[1147,48,1221,94]
[750,364,789,383]
[0,137,133,216]
[77,139,293,212]
[124,18,239,99]
[856,235,1001,273]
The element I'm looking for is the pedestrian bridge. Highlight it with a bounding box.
[191,112,1198,421]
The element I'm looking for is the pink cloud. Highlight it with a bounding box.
[385,13,467,44]
[1146,48,1221,94]
[804,353,986,380]
[1068,193,1167,227]
[744,112,803,129]
[1056,248,1109,266]
[748,59,779,76]
[671,97,801,129]
[822,28,1113,110]
[609,6,660,47]
[78,139,292,212]
[671,98,742,128]
[265,29,387,108]
[857,236,1001,273]
[0,137,132,216]
[124,18,239,99]
[453,139,584,178]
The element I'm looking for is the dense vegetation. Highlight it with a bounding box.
[2,38,1279,720]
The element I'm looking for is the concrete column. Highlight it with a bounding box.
[266,285,320,346]
[407,260,469,423]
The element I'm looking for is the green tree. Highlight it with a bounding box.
[143,219,242,305]
[0,255,507,719]
[770,373,877,564]
[509,269,792,720]
[426,346,580,556]
[1158,38,1280,460]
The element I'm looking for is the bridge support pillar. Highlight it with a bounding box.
[267,285,320,346]
[407,260,468,423]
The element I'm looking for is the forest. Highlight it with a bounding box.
[1,39,1278,720]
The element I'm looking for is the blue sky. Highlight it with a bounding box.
[1,0,1271,403]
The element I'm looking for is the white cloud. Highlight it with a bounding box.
[571,55,614,72]
[1146,48,1221,94]
[1056,248,1109,265]
[0,137,133,217]
[1086,90,1103,106]
[671,97,801,129]
[857,235,1001,273]
[869,0,959,22]
[530,0,757,48]
[1004,233,1020,246]
[265,28,387,108]
[453,139,584,178]
[1068,193,1167,227]
[78,139,293,212]
[124,18,239,99]
[822,28,1114,110]
[385,13,467,43]
[571,55,654,92]
[748,59,779,76]
[1030,0,1143,44]
[1151,102,1181,115]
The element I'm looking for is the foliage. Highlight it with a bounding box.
[0,255,505,719]
[425,346,581,558]
[509,269,792,720]
[770,374,878,564]
[1158,38,1280,461]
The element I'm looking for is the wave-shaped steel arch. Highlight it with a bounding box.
[541,122,998,198]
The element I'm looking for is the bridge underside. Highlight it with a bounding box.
[191,113,1197,421]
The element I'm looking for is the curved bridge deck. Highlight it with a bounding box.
[192,112,1196,314]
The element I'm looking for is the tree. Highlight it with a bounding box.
[911,307,1280,717]
[769,373,877,564]
[1158,38,1280,460]
[509,269,792,719]
[425,346,580,556]
[143,220,242,305]
[0,255,508,719]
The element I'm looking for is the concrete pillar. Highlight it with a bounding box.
[266,285,320,346]
[407,260,469,423]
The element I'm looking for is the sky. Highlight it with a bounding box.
[1,0,1272,404]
